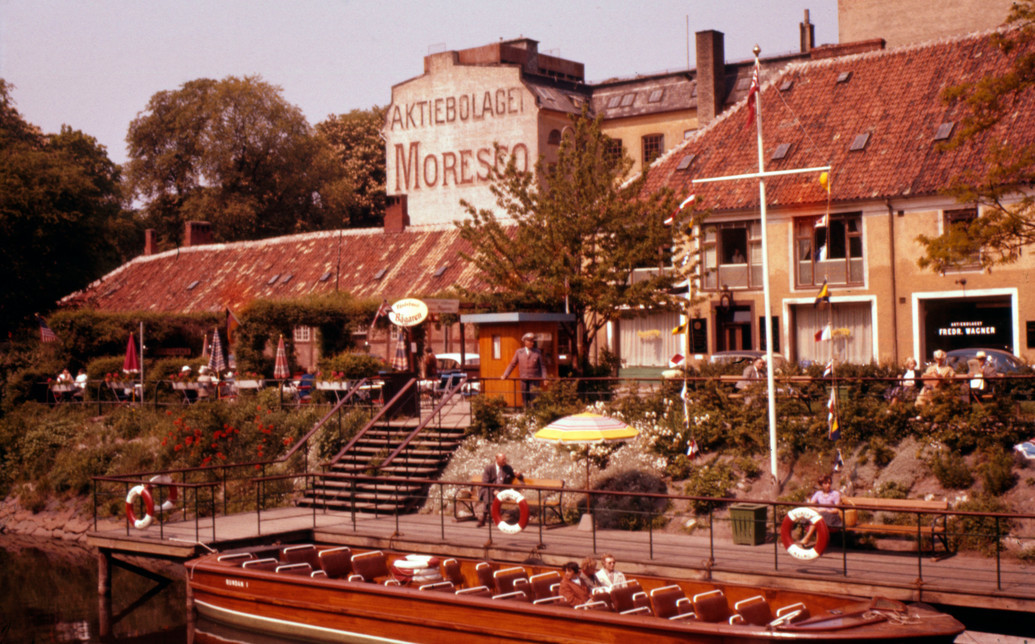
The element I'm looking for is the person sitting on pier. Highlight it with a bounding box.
[594,553,627,590]
[558,561,591,607]
[798,474,842,548]
[477,452,524,527]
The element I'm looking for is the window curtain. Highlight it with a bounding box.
[618,311,684,367]
[794,302,873,365]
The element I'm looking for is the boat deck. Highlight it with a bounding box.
[87,506,1035,614]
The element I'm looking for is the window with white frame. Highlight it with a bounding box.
[700,221,762,290]
[293,326,312,343]
[795,213,863,287]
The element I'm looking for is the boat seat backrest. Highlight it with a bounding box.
[609,583,636,612]
[512,578,532,600]
[317,547,352,579]
[241,558,279,572]
[575,600,609,611]
[351,551,390,582]
[650,585,693,619]
[733,595,773,626]
[529,571,562,601]
[419,581,455,592]
[492,590,530,602]
[275,563,313,575]
[692,589,730,623]
[216,552,254,565]
[311,570,328,578]
[492,567,528,594]
[456,585,492,598]
[774,602,810,623]
[384,579,401,586]
[475,562,495,590]
[281,544,319,568]
[532,595,568,607]
[440,558,464,587]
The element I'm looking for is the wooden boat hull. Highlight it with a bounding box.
[186,545,964,643]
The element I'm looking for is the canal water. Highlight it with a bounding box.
[2,534,1029,643]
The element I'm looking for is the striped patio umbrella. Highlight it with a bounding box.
[390,327,408,371]
[122,332,140,374]
[208,329,227,374]
[273,335,290,379]
[534,413,638,514]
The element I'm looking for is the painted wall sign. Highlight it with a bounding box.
[424,299,460,314]
[389,299,429,327]
[937,321,997,337]
[387,87,526,131]
[392,142,529,191]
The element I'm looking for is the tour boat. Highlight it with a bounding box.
[186,543,965,643]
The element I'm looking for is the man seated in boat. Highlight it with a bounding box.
[594,553,627,589]
[477,452,525,527]
[558,561,591,606]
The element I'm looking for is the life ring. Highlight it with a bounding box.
[149,474,178,512]
[780,506,829,560]
[491,489,530,534]
[125,484,155,530]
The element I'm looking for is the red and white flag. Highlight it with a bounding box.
[664,194,696,225]
[814,324,831,342]
[745,66,760,128]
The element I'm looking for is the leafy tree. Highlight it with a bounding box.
[918,3,1035,271]
[125,75,341,245]
[0,80,130,335]
[455,108,689,374]
[315,107,387,228]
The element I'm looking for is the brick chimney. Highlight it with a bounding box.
[695,30,726,126]
[800,9,815,53]
[144,228,156,256]
[184,221,213,247]
[384,195,409,233]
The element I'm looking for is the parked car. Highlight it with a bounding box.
[708,350,789,373]
[943,348,1032,374]
[435,353,480,372]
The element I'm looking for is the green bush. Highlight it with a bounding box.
[979,448,1017,496]
[682,458,738,514]
[950,494,1013,555]
[524,380,584,427]
[592,469,669,530]
[314,408,372,460]
[466,395,507,440]
[318,353,386,379]
[928,450,973,489]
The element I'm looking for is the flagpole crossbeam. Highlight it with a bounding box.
[692,165,830,185]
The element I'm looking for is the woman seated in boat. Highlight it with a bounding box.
[799,474,842,548]
[558,561,591,606]
[579,556,604,593]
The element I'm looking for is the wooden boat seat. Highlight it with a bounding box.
[731,595,772,626]
[532,595,567,607]
[493,590,530,602]
[610,582,651,615]
[575,600,609,611]
[650,585,695,620]
[282,544,319,569]
[215,552,254,565]
[512,578,532,600]
[419,581,455,592]
[350,551,390,583]
[276,563,313,576]
[773,602,810,625]
[440,558,464,587]
[384,579,401,586]
[311,570,327,578]
[528,571,561,601]
[317,547,352,579]
[241,558,279,572]
[493,567,529,595]
[475,562,495,590]
[456,585,492,598]
[691,589,730,623]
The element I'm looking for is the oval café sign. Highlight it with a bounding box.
[389,299,429,327]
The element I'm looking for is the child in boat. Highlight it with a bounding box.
[799,474,842,548]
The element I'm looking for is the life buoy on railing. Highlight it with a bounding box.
[149,474,178,512]
[491,489,530,534]
[125,484,155,530]
[780,506,829,560]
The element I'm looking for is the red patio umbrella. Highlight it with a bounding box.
[122,332,140,374]
[273,335,290,379]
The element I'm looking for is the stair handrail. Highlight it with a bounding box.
[379,375,467,469]
[281,377,371,462]
[324,377,419,468]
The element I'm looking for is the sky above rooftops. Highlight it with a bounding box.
[0,0,836,165]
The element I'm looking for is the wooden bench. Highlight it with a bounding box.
[454,476,565,526]
[842,496,952,554]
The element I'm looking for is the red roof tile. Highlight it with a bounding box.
[644,29,1035,212]
[61,226,485,313]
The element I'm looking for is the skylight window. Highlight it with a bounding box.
[319,271,332,282]
[267,274,280,285]
[280,273,293,285]
[607,95,621,109]
[934,122,955,141]
[648,89,664,103]
[620,93,636,107]
[374,268,387,280]
[771,143,791,160]
[837,71,853,84]
[187,280,200,290]
[779,79,794,92]
[433,264,449,277]
[676,154,696,171]
[849,132,870,152]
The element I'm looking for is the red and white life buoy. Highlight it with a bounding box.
[780,506,829,560]
[149,474,178,512]
[125,484,155,529]
[491,489,530,534]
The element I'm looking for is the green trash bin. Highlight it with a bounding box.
[730,503,768,545]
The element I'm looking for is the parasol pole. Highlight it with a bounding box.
[139,321,144,403]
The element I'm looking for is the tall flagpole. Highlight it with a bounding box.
[751,46,781,487]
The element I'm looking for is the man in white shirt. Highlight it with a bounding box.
[594,553,627,589]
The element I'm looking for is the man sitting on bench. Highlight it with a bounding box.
[477,452,524,527]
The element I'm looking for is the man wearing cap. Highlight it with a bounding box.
[501,332,548,407]
[967,351,998,400]
[917,349,955,407]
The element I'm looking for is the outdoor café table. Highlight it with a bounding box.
[316,380,350,402]
[50,383,78,403]
[107,380,140,403]
[232,379,264,398]
[172,381,201,404]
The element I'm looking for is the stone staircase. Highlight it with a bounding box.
[298,415,468,515]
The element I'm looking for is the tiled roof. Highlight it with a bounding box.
[60,226,486,313]
[644,29,1035,211]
